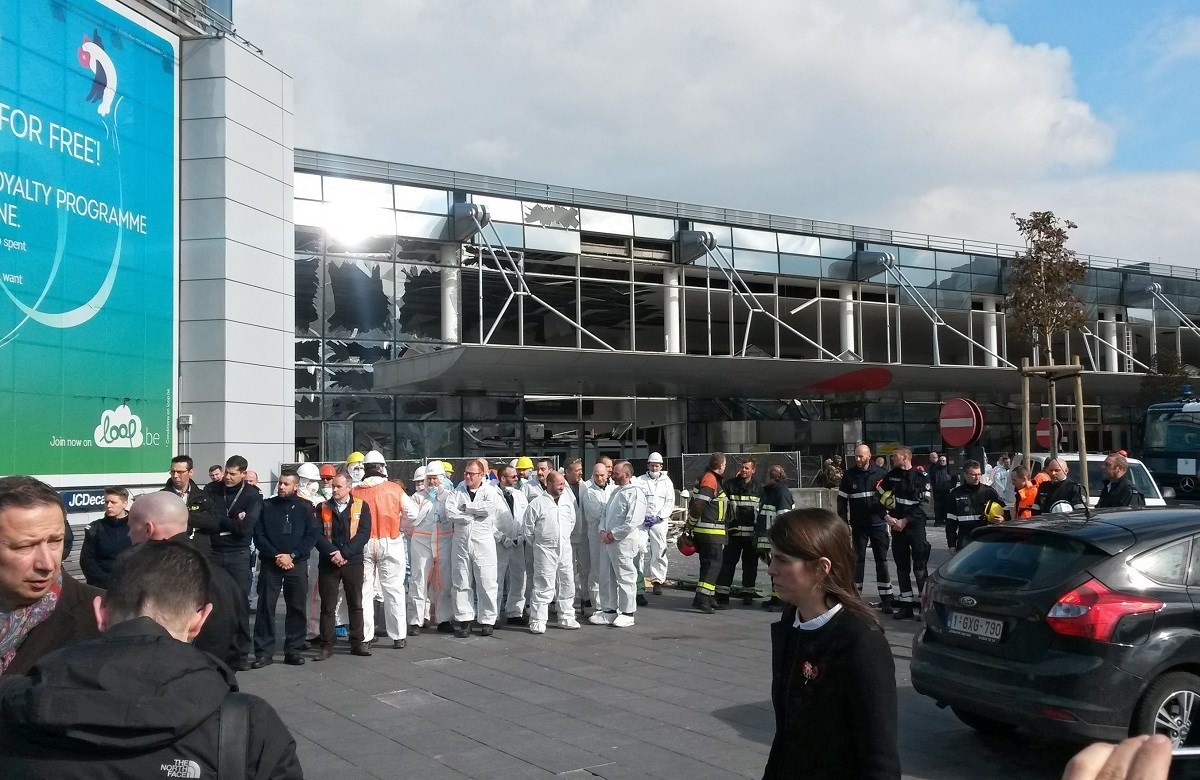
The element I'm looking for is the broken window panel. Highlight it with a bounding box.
[295,255,322,336]
[325,258,394,340]
[295,394,321,420]
[328,395,393,420]
[295,366,320,391]
[395,263,444,342]
[325,367,374,392]
[295,339,321,364]
[325,340,391,365]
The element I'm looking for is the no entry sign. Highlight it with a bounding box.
[939,398,984,448]
[1036,417,1064,449]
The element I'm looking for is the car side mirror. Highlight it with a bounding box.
[1161,486,1176,500]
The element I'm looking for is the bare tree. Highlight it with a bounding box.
[1007,211,1087,457]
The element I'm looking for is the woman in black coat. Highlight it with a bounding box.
[763,507,901,780]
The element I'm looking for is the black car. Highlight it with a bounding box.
[912,508,1200,745]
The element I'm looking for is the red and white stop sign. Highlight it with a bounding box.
[939,398,984,448]
[1036,417,1063,449]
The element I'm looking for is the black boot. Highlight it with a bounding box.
[693,594,715,614]
[453,622,471,638]
[879,594,894,615]
[714,594,729,610]
[893,603,915,621]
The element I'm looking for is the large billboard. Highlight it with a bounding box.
[0,0,177,482]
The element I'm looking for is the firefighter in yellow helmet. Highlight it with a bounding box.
[946,459,1005,553]
[346,451,366,486]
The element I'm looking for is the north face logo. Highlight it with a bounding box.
[161,759,201,778]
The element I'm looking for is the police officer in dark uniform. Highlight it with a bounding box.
[945,460,1004,551]
[715,458,762,606]
[755,465,795,611]
[880,445,930,621]
[837,444,893,614]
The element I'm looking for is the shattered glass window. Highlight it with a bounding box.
[325,340,391,365]
[524,202,581,229]
[395,264,444,342]
[324,258,394,340]
[325,367,374,392]
[295,255,322,337]
[328,395,393,420]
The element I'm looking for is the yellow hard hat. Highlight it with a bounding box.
[985,500,1006,524]
[878,489,896,511]
[516,456,534,470]
[346,451,365,465]
[440,460,454,475]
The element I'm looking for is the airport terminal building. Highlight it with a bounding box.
[6,0,1200,502]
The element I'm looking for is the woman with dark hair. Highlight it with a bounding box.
[763,507,900,780]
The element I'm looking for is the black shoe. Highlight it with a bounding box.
[283,654,305,666]
[480,625,493,637]
[505,615,528,627]
[698,599,716,615]
[313,646,333,662]
[880,596,894,615]
[350,644,373,657]
[893,604,915,621]
[306,637,322,649]
[392,639,406,649]
[742,595,755,606]
[454,622,471,638]
[712,596,728,611]
[652,583,663,596]
[231,657,251,672]
[437,621,455,634]
[582,599,593,609]
[408,624,422,637]
[250,656,273,669]
[636,594,648,607]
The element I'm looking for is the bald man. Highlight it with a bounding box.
[128,492,243,669]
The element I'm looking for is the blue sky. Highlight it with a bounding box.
[981,0,1200,171]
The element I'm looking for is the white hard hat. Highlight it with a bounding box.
[296,462,320,481]
[1049,500,1075,514]
[413,466,427,482]
[425,462,446,477]
[364,450,386,465]
[647,452,664,465]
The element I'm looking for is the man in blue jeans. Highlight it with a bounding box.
[204,455,263,671]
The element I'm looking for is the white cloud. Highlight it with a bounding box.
[234,0,1200,266]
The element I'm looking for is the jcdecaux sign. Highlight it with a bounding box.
[0,0,177,478]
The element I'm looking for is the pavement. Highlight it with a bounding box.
[238,528,1083,779]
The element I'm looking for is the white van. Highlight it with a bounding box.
[1025,453,1170,507]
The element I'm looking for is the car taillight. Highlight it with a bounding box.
[1046,578,1162,642]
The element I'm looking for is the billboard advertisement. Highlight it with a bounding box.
[0,0,177,481]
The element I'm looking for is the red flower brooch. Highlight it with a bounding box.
[801,661,819,685]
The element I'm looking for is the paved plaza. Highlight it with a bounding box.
[234,533,1084,779]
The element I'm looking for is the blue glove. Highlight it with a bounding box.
[642,514,662,529]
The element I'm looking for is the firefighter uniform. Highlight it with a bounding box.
[837,464,893,612]
[714,474,762,605]
[755,479,795,609]
[880,466,930,620]
[685,468,727,613]
[946,481,1004,551]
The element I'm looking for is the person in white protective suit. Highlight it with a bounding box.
[494,464,529,626]
[524,470,581,633]
[637,452,675,598]
[523,458,551,501]
[577,461,614,613]
[352,450,413,650]
[593,460,648,628]
[445,458,504,637]
[406,463,455,635]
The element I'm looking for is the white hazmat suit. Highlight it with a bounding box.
[578,478,614,609]
[494,484,529,621]
[597,481,648,621]
[638,469,675,586]
[525,490,578,631]
[407,476,454,628]
[445,480,504,626]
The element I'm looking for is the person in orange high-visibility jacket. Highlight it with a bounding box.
[1012,466,1038,520]
[353,451,415,650]
[684,452,728,614]
[313,473,372,660]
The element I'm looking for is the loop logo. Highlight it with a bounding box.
[94,404,143,448]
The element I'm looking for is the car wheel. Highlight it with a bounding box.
[1133,672,1200,747]
[950,706,1018,735]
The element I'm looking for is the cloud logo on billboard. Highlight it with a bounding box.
[94,404,143,448]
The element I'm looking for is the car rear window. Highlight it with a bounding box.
[941,533,1108,589]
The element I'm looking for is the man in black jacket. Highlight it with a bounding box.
[1032,458,1088,516]
[837,444,893,613]
[162,455,219,555]
[128,492,242,669]
[204,455,263,670]
[715,458,762,606]
[79,486,133,588]
[252,470,319,668]
[0,540,302,778]
[1097,453,1141,508]
[945,460,1004,551]
[314,472,373,660]
[880,446,931,621]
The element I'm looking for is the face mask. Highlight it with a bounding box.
[428,486,439,500]
[320,486,333,499]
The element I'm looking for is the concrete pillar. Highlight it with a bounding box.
[982,297,999,368]
[1101,308,1119,372]
[179,38,294,475]
[839,285,855,356]
[664,267,682,353]
[440,244,461,343]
